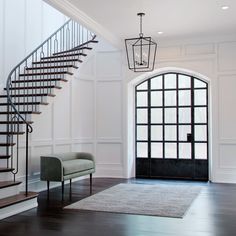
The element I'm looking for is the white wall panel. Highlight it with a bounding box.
[31,145,53,175]
[31,103,53,141]
[54,81,71,140]
[185,43,215,55]
[72,79,94,139]
[17,147,31,177]
[97,143,122,165]
[158,46,182,59]
[4,0,25,80]
[159,59,214,79]
[219,75,236,140]
[96,81,122,139]
[219,145,236,169]
[218,42,236,72]
[42,1,66,40]
[78,55,95,78]
[54,144,71,153]
[96,52,122,78]
[72,143,94,154]
[0,0,67,85]
[25,0,43,53]
[0,0,4,82]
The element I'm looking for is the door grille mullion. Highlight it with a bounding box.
[176,74,179,159]
[191,76,195,160]
[148,80,151,177]
[162,75,165,159]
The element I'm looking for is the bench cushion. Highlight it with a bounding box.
[63,159,94,176]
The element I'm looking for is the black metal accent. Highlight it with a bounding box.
[90,174,92,195]
[62,181,64,200]
[187,133,193,142]
[125,13,157,72]
[135,72,209,180]
[5,19,96,195]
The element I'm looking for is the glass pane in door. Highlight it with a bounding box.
[179,143,191,159]
[137,125,148,140]
[137,92,148,107]
[151,125,163,141]
[137,142,148,158]
[137,109,148,124]
[151,143,163,158]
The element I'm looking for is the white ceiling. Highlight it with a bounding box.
[66,0,236,40]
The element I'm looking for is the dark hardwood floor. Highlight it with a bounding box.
[0,178,236,236]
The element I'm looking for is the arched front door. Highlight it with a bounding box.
[135,73,209,180]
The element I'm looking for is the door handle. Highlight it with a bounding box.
[187,133,192,142]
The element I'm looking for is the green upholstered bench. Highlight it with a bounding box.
[40,152,95,198]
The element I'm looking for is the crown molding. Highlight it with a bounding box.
[43,0,122,48]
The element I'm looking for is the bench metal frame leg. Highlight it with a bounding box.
[62,181,64,200]
[90,174,92,195]
[47,181,50,199]
[69,179,72,198]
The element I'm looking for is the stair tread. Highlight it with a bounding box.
[0,155,11,159]
[0,131,25,135]
[5,85,62,90]
[32,58,82,64]
[0,102,48,106]
[26,65,79,70]
[0,181,21,189]
[0,93,55,98]
[42,53,86,60]
[0,168,14,172]
[0,111,41,115]
[53,46,92,55]
[0,143,15,146]
[0,192,38,209]
[0,121,33,124]
[12,78,68,83]
[19,71,73,76]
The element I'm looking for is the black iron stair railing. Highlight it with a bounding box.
[5,19,96,195]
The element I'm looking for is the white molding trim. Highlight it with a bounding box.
[43,0,121,48]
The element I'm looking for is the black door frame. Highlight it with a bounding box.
[135,72,209,180]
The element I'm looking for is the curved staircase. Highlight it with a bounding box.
[0,19,98,219]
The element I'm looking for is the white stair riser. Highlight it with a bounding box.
[0,124,24,132]
[7,88,56,94]
[11,81,62,87]
[25,67,74,73]
[0,197,38,220]
[0,173,11,181]
[0,96,48,103]
[0,184,19,200]
[0,114,32,121]
[0,106,40,112]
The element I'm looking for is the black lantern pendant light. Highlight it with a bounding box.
[125,13,157,72]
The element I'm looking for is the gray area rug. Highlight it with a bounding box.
[65,183,201,218]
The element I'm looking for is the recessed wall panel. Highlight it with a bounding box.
[96,81,122,139]
[72,79,94,139]
[218,42,236,72]
[96,51,121,77]
[55,144,71,153]
[32,104,53,141]
[54,81,70,140]
[97,143,122,165]
[219,145,236,169]
[72,143,94,154]
[219,75,236,140]
[31,145,53,175]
